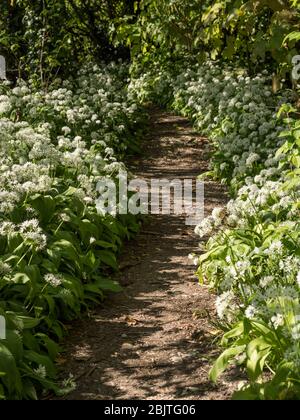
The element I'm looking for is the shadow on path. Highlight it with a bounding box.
[55,108,240,400]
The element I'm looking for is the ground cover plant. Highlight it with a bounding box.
[0,62,146,399]
[0,0,300,401]
[170,64,300,399]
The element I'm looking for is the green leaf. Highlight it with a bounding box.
[233,386,260,400]
[95,240,117,250]
[31,195,56,224]
[246,337,272,382]
[11,273,31,285]
[210,345,246,383]
[97,250,118,270]
[2,330,23,363]
[221,321,245,346]
[283,31,300,44]
[91,276,123,293]
[0,343,22,397]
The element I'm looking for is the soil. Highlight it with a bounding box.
[54,108,241,400]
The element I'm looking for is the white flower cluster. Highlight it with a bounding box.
[0,61,141,214]
[170,62,290,183]
[187,71,300,369]
[0,61,143,282]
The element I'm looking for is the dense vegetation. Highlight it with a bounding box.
[0,0,300,400]
[0,62,147,399]
[0,0,139,83]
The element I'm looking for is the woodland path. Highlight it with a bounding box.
[56,109,240,400]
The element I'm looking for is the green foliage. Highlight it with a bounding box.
[0,0,299,401]
[0,62,146,399]
[116,0,300,79]
[0,0,137,83]
[211,319,300,400]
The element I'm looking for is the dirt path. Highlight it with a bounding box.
[56,109,239,400]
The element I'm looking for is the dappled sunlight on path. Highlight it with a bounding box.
[55,109,240,400]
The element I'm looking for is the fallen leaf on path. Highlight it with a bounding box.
[123,315,139,326]
[56,357,67,365]
[207,329,221,336]
[192,309,208,319]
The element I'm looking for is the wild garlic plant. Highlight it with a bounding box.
[0,62,145,399]
[184,67,300,398]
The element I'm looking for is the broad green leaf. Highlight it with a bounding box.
[210,345,246,383]
[0,343,22,396]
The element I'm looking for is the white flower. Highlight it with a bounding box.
[188,253,199,266]
[19,219,40,233]
[0,261,12,276]
[0,101,12,114]
[271,314,284,329]
[297,271,300,287]
[62,126,71,135]
[260,276,274,288]
[245,305,257,320]
[44,274,63,288]
[246,153,260,167]
[235,260,250,276]
[216,291,236,320]
[33,365,47,378]
[0,222,16,236]
[265,241,283,255]
[60,213,71,222]
[225,255,231,264]
[61,373,77,392]
[212,207,226,225]
[194,216,215,237]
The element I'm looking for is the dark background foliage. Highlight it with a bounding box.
[0,0,139,83]
[1,0,299,85]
